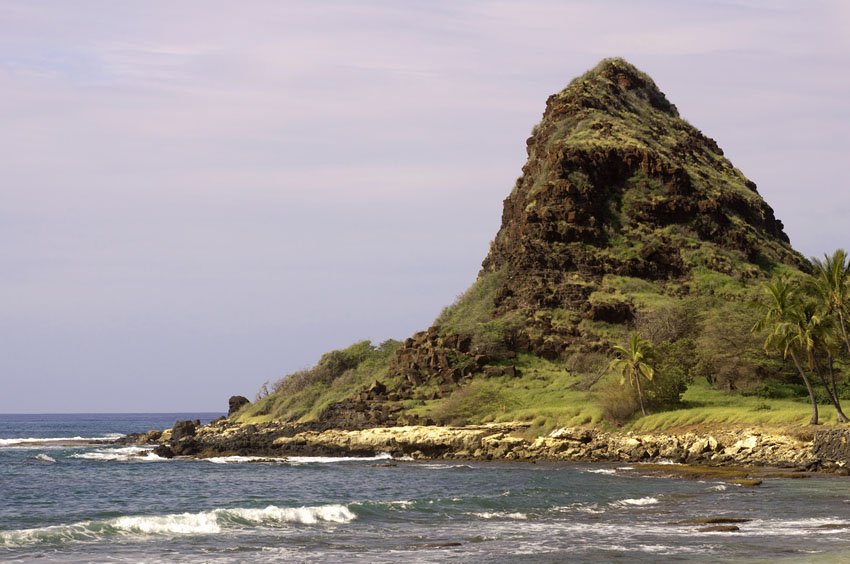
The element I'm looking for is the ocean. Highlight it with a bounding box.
[1,413,850,563]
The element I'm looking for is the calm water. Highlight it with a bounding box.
[2,414,850,563]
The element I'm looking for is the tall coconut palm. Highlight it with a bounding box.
[799,308,850,423]
[608,333,655,417]
[755,278,820,425]
[809,249,850,356]
[789,301,849,423]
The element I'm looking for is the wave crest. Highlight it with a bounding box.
[612,497,659,507]
[0,504,356,547]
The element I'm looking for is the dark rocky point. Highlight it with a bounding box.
[228,395,250,416]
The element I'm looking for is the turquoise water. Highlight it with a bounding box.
[2,414,850,562]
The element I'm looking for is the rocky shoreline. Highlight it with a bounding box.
[117,419,850,475]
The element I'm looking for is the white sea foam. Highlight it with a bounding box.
[586,468,617,475]
[286,452,393,464]
[709,484,728,491]
[612,496,659,506]
[0,434,122,448]
[554,502,606,515]
[374,500,414,509]
[0,504,357,547]
[471,512,528,520]
[417,462,475,470]
[33,453,56,463]
[225,504,356,525]
[112,512,222,535]
[70,446,166,462]
[745,517,850,536]
[204,452,397,464]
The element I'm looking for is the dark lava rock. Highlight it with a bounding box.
[170,438,199,456]
[697,525,740,533]
[588,300,634,324]
[171,420,199,441]
[152,444,174,459]
[368,380,387,396]
[228,395,250,416]
[682,518,751,525]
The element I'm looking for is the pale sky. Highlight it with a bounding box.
[1,1,848,413]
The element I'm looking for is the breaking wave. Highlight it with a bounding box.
[0,434,122,448]
[612,497,659,507]
[204,452,396,464]
[69,446,166,462]
[0,504,356,547]
[286,453,394,464]
[471,512,529,520]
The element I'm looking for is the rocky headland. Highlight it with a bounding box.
[121,59,850,477]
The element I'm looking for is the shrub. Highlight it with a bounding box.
[595,376,641,425]
[755,382,809,400]
[635,300,700,343]
[644,339,695,408]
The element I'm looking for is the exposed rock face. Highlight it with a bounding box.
[389,327,501,400]
[171,419,199,441]
[474,58,802,358]
[813,429,850,468]
[228,395,250,416]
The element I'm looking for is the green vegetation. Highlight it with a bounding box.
[753,250,850,425]
[237,339,402,423]
[410,354,604,433]
[434,268,506,335]
[630,380,847,432]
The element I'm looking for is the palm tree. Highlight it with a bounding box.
[608,333,655,417]
[755,278,820,425]
[797,306,850,423]
[809,249,850,356]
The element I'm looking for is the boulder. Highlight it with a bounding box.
[152,444,175,459]
[368,380,387,396]
[697,525,740,533]
[171,419,199,441]
[228,395,250,416]
[171,438,199,456]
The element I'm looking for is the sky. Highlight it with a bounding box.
[1,1,848,413]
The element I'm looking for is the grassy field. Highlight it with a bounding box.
[234,341,844,435]
[416,355,840,435]
[628,379,842,433]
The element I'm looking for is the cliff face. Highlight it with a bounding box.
[456,58,803,359]
[483,58,795,282]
